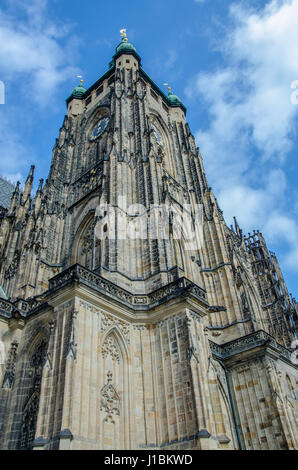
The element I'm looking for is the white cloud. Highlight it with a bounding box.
[187,0,298,272]
[0,108,34,183]
[0,0,79,182]
[164,49,178,70]
[0,0,78,104]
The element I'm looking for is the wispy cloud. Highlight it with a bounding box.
[0,0,78,105]
[187,0,298,271]
[0,108,33,183]
[0,0,80,182]
[164,49,178,71]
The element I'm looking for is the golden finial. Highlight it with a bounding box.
[120,28,128,42]
[164,83,172,92]
[77,75,84,86]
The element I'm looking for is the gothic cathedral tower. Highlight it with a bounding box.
[0,33,297,450]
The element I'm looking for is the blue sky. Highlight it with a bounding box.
[0,0,297,298]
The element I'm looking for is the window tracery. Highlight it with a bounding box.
[19,340,47,450]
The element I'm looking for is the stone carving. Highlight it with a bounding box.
[162,170,189,205]
[100,312,130,343]
[0,299,13,317]
[31,340,48,390]
[101,335,120,363]
[79,300,98,313]
[4,251,21,279]
[80,225,93,256]
[70,163,103,205]
[210,330,292,362]
[240,291,251,319]
[132,325,146,331]
[134,296,148,305]
[100,371,120,423]
[48,264,207,311]
[2,340,18,389]
[43,321,55,370]
[66,310,78,360]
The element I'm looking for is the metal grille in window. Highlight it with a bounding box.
[31,340,47,390]
[20,393,40,450]
[19,340,47,449]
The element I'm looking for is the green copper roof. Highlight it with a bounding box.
[66,81,86,104]
[70,83,86,99]
[116,40,137,54]
[167,91,183,106]
[66,37,185,113]
[71,85,86,98]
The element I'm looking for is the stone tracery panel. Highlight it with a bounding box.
[72,214,101,270]
[100,371,120,423]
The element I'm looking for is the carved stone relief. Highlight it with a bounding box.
[100,371,120,423]
[100,312,130,344]
[101,335,120,363]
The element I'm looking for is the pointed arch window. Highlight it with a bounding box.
[20,392,40,449]
[73,215,101,270]
[19,340,47,450]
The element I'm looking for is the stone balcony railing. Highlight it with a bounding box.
[209,329,293,363]
[49,263,208,309]
[0,295,46,319]
[0,264,208,319]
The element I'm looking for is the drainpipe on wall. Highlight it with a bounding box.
[216,359,243,451]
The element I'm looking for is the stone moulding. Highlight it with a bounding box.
[210,329,295,364]
[48,264,208,310]
[0,263,208,319]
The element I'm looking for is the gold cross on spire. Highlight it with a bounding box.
[77,75,84,86]
[164,83,172,92]
[120,28,128,42]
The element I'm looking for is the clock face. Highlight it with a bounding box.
[89,117,109,141]
[152,125,164,147]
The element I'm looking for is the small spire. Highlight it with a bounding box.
[163,82,184,108]
[26,165,35,183]
[37,178,44,194]
[233,216,242,237]
[8,181,21,213]
[34,180,44,215]
[13,181,21,194]
[23,165,35,201]
[77,75,84,87]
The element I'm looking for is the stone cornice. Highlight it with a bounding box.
[210,330,296,366]
[0,264,209,320]
[48,264,208,311]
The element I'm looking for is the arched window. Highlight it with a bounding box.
[76,218,94,269]
[20,392,40,449]
[19,340,47,450]
[150,116,175,177]
[72,214,101,270]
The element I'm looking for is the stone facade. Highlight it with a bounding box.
[0,37,297,450]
